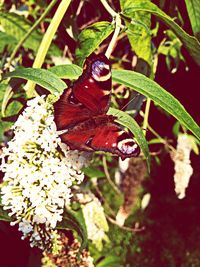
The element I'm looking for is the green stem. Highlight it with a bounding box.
[25,0,71,98]
[102,156,121,195]
[7,0,58,70]
[142,97,151,136]
[147,123,176,152]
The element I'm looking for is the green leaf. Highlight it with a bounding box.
[108,107,150,171]
[122,0,200,66]
[0,207,11,222]
[185,0,200,39]
[49,64,82,80]
[75,21,115,66]
[5,100,23,118]
[83,166,105,178]
[0,193,11,222]
[96,255,121,267]
[112,69,200,141]
[0,31,17,52]
[0,83,13,141]
[57,209,88,251]
[3,68,67,94]
[120,0,152,68]
[0,12,61,56]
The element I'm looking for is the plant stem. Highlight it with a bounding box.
[25,0,71,98]
[105,14,122,58]
[100,0,117,17]
[100,0,121,58]
[7,0,58,70]
[142,97,151,136]
[147,123,176,152]
[102,156,121,195]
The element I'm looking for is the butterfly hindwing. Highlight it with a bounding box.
[60,116,140,159]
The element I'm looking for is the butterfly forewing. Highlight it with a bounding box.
[73,54,112,114]
[54,88,94,130]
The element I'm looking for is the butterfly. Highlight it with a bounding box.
[53,53,140,160]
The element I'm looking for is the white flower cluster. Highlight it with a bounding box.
[0,96,87,249]
[172,134,193,199]
[77,193,109,251]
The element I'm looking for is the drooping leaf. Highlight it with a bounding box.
[4,68,67,94]
[120,0,152,69]
[108,107,150,171]
[96,255,122,267]
[75,21,115,66]
[185,0,200,39]
[57,209,88,251]
[49,64,82,80]
[5,100,23,118]
[122,0,200,66]
[112,69,200,140]
[0,12,62,56]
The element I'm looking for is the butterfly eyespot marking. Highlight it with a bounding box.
[117,139,140,156]
[92,60,111,82]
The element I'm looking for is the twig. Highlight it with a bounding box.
[92,180,116,217]
[142,98,151,136]
[102,156,121,195]
[106,215,145,232]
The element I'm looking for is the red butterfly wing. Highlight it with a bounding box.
[89,123,140,159]
[59,116,140,159]
[54,53,112,130]
[54,88,94,130]
[73,53,112,114]
[54,53,140,159]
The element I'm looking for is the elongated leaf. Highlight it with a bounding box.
[112,69,200,140]
[4,68,67,94]
[57,209,88,251]
[0,12,61,56]
[185,0,200,38]
[49,64,82,80]
[75,21,115,66]
[108,107,150,171]
[122,0,200,66]
[96,255,121,267]
[120,0,152,68]
[0,32,17,52]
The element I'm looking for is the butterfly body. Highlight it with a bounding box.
[54,53,140,160]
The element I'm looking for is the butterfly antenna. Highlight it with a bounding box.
[113,92,141,119]
[120,92,140,111]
